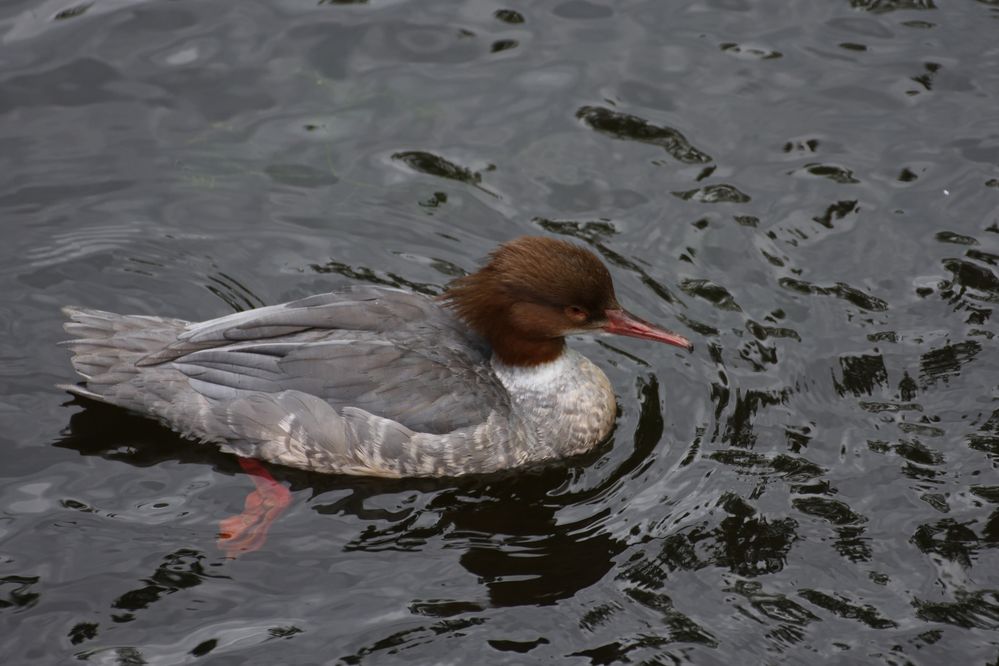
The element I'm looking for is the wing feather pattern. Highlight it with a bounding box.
[144,286,510,434]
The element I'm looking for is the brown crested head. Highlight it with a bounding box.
[444,236,693,367]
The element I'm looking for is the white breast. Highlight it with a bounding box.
[492,349,617,455]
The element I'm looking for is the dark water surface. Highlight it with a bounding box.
[2,0,998,663]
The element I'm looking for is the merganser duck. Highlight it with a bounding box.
[61,236,692,479]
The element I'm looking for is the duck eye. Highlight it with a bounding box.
[566,305,588,322]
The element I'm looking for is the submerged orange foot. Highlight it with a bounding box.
[217,457,292,558]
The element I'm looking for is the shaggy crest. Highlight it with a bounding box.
[444,237,620,366]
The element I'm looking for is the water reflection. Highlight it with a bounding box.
[624,493,799,579]
[576,106,712,165]
[57,394,631,608]
[108,549,222,624]
[0,575,40,612]
[968,409,999,459]
[453,498,622,607]
[3,0,999,661]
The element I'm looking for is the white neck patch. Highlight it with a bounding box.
[491,349,577,393]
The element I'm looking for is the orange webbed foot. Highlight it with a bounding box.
[217,457,292,558]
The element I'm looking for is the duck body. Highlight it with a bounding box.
[61,237,690,477]
[62,286,615,477]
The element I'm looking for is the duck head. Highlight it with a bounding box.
[444,236,693,366]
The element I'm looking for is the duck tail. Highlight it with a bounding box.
[59,306,187,403]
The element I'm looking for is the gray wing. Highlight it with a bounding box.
[142,286,512,434]
[140,286,440,361]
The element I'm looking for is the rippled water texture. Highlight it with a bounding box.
[2,0,998,663]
